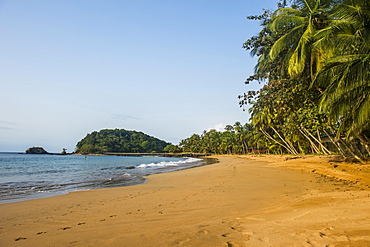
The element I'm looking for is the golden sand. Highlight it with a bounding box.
[1,155,369,246]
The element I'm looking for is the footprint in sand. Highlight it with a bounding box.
[227,241,240,247]
[198,229,209,235]
[175,238,191,245]
[14,237,27,241]
[199,224,210,228]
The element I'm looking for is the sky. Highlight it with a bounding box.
[0,0,278,152]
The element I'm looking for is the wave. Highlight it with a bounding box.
[137,157,202,168]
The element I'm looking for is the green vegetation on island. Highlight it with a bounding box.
[75,129,171,154]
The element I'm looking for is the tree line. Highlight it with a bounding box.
[164,122,267,154]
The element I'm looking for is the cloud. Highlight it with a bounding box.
[0,121,16,130]
[0,126,13,130]
[208,123,225,132]
[0,120,16,125]
[111,114,140,121]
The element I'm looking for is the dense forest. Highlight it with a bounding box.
[176,0,370,162]
[75,129,170,154]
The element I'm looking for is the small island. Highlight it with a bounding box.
[25,147,68,155]
[75,129,171,154]
[25,147,49,154]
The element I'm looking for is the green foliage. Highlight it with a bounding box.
[163,144,182,153]
[240,0,370,161]
[313,0,370,137]
[75,129,170,154]
[179,122,269,155]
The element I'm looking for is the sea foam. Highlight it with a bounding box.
[137,157,202,168]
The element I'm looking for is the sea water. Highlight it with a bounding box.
[0,152,212,204]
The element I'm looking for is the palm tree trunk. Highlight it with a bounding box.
[298,127,321,154]
[339,139,365,164]
[358,134,370,157]
[270,126,299,154]
[301,126,331,155]
[323,129,346,158]
[260,129,295,154]
[297,142,305,154]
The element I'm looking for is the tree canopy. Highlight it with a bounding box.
[75,129,170,154]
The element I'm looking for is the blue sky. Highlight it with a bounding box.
[0,0,277,152]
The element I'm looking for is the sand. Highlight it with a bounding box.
[0,155,369,247]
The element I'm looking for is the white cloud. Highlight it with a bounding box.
[208,123,225,132]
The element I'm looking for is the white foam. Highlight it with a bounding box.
[137,157,202,169]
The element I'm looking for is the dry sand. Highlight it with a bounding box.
[0,155,369,247]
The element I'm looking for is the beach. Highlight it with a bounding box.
[0,155,369,246]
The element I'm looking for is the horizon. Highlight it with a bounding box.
[0,0,278,153]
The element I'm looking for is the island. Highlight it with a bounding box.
[25,147,69,155]
[25,147,49,154]
[75,128,171,154]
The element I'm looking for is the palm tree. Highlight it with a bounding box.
[268,0,332,79]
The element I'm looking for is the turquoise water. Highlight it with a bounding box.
[0,153,207,204]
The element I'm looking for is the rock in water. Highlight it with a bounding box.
[25,147,49,154]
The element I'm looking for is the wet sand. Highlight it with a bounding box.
[0,155,369,246]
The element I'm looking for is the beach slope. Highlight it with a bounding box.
[0,155,369,246]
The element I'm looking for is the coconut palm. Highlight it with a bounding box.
[268,0,332,79]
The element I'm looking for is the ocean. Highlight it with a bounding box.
[0,152,214,204]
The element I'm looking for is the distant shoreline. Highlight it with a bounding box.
[103,152,210,157]
[71,152,210,158]
[19,152,211,158]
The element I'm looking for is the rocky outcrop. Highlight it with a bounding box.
[25,147,49,154]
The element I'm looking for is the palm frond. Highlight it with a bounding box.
[272,7,303,18]
[288,24,314,75]
[269,24,305,59]
[270,15,306,31]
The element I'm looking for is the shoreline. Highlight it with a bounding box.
[0,156,216,205]
[0,155,369,246]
